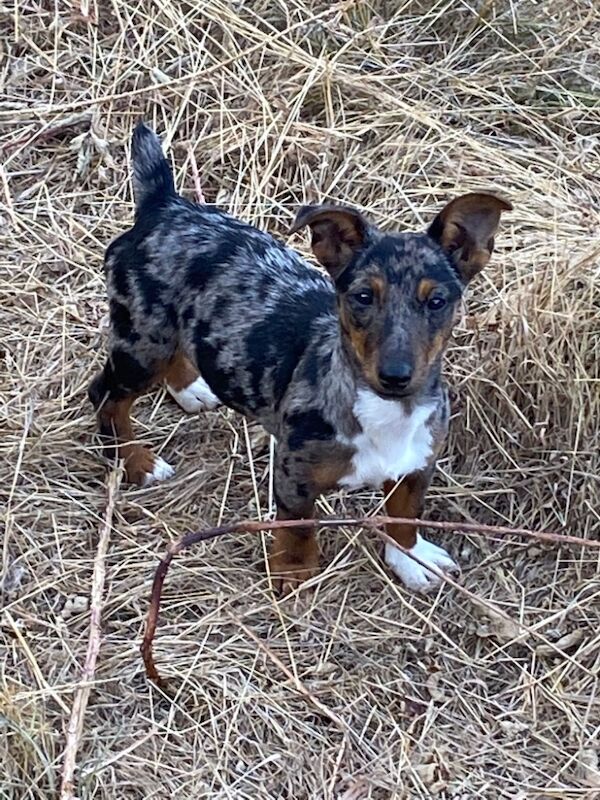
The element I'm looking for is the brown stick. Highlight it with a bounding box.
[60,469,121,800]
[141,513,595,687]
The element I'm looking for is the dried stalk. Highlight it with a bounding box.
[188,146,206,204]
[141,513,595,687]
[235,617,351,734]
[60,469,121,800]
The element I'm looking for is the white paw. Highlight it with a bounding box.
[385,533,460,593]
[142,456,175,487]
[166,376,220,413]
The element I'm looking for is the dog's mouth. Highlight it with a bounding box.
[371,383,415,401]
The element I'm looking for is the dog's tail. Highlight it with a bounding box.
[131,122,176,212]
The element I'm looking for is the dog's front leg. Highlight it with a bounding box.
[383,472,459,592]
[270,509,319,597]
[269,455,319,596]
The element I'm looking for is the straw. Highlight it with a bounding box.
[1,1,599,796]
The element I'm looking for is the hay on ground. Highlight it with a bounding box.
[1,1,599,798]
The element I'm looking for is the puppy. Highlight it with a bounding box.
[89,123,511,594]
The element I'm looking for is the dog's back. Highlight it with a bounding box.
[104,123,336,424]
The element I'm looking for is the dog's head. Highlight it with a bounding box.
[291,193,511,399]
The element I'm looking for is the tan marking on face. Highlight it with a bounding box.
[349,326,367,362]
[349,326,381,385]
[406,324,452,393]
[340,299,381,388]
[371,275,386,302]
[417,278,438,302]
[426,328,450,365]
[409,325,451,390]
[338,302,352,336]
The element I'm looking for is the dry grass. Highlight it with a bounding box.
[1,1,599,798]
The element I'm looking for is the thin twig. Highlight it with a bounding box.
[235,617,350,734]
[188,146,206,204]
[0,111,93,154]
[60,469,121,800]
[141,513,593,686]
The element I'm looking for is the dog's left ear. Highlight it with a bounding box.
[290,205,369,280]
[428,193,512,283]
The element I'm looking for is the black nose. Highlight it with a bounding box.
[378,362,413,391]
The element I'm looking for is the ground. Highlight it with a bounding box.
[1,2,599,798]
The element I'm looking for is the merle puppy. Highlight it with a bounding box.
[89,123,511,594]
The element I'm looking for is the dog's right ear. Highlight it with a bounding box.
[427,193,512,283]
[290,205,370,280]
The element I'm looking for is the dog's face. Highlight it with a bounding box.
[334,235,463,398]
[291,194,511,399]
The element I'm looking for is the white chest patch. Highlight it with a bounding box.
[339,390,436,489]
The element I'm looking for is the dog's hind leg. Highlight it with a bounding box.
[164,350,220,413]
[88,346,175,487]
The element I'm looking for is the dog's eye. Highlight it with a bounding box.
[354,289,374,306]
[427,295,447,311]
